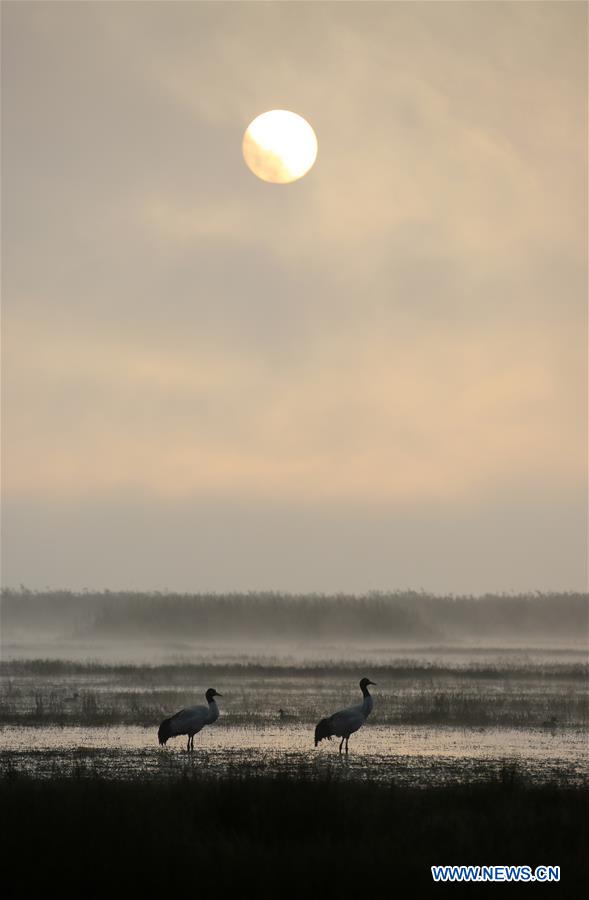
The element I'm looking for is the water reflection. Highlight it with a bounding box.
[1,723,587,786]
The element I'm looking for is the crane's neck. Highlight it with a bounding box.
[207,698,219,723]
[360,685,373,718]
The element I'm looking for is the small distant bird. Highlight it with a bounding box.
[278,708,295,721]
[314,678,376,754]
[158,688,222,752]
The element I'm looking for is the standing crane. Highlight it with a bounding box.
[314,678,376,754]
[158,688,222,752]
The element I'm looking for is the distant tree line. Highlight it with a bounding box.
[1,588,587,643]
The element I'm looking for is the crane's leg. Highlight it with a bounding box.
[186,735,191,752]
[339,737,345,755]
[345,737,349,754]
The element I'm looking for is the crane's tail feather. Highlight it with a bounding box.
[158,716,174,745]
[314,717,334,746]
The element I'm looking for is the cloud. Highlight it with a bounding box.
[2,0,586,589]
[4,313,583,505]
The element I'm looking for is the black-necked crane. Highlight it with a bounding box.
[158,688,222,751]
[314,677,376,754]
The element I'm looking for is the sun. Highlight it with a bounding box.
[242,110,318,184]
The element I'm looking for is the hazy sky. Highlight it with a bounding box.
[2,1,587,594]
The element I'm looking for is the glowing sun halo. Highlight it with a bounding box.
[243,110,318,184]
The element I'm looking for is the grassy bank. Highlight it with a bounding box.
[1,772,586,895]
[4,658,587,679]
[2,658,586,728]
[1,689,585,728]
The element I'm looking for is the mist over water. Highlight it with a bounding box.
[3,589,587,663]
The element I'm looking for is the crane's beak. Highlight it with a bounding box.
[214,692,223,698]
[368,681,377,686]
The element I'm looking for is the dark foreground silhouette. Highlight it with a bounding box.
[1,770,586,896]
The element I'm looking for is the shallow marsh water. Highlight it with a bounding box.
[2,642,586,786]
[1,721,587,785]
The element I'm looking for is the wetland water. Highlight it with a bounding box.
[1,722,587,785]
[1,643,587,785]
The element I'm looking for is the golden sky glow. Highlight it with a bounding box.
[2,1,587,592]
